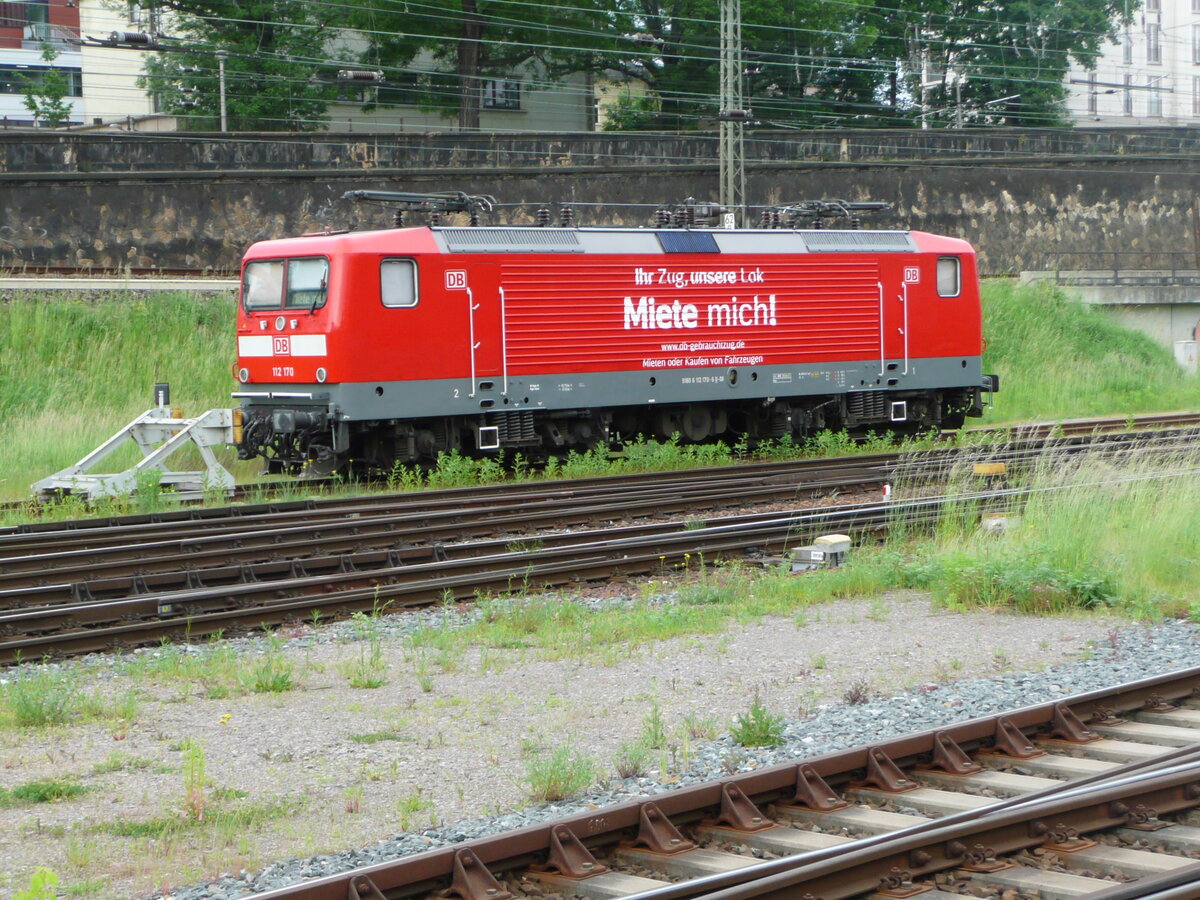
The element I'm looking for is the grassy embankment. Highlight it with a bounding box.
[0,291,237,501]
[2,278,1195,502]
[978,278,1198,421]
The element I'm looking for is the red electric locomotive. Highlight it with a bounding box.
[233,196,996,474]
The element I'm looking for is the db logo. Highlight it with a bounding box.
[445,270,468,290]
[272,336,291,355]
[903,267,920,284]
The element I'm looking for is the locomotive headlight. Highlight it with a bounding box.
[316,367,328,383]
[238,367,250,383]
[275,316,286,331]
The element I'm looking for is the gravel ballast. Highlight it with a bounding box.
[0,588,1192,900]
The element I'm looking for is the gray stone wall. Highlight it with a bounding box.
[3,133,1199,275]
[3,126,1200,173]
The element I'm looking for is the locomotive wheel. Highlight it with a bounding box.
[305,444,343,478]
[681,405,713,442]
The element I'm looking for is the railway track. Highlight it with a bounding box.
[234,667,1200,900]
[1,428,1198,663]
[3,413,1199,521]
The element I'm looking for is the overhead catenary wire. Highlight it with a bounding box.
[60,0,1133,131]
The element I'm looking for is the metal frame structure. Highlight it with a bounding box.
[32,406,236,501]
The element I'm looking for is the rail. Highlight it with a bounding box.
[234,666,1200,900]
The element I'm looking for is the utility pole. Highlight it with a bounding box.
[955,71,963,129]
[215,49,228,132]
[718,0,746,226]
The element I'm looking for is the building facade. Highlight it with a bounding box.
[1066,0,1200,125]
[0,0,81,125]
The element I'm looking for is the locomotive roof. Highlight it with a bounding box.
[245,226,973,258]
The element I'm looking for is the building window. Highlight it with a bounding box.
[1194,76,1200,115]
[0,1,48,28]
[1148,24,1162,64]
[375,72,456,107]
[0,65,82,97]
[1147,0,1160,9]
[1124,27,1133,65]
[1088,72,1098,114]
[1149,85,1162,117]
[482,79,520,110]
[1124,74,1133,115]
[1195,0,1200,13]
[1194,25,1200,64]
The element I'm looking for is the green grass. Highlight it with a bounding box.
[522,744,598,802]
[0,777,91,807]
[0,291,239,500]
[0,669,139,730]
[979,279,1200,423]
[348,730,409,744]
[3,280,1196,508]
[95,797,298,840]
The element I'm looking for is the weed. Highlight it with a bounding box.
[242,633,295,693]
[63,831,99,869]
[640,700,668,749]
[182,738,207,820]
[350,730,410,744]
[810,653,828,670]
[682,711,720,740]
[524,744,598,802]
[339,612,389,689]
[133,466,166,512]
[5,668,74,727]
[13,867,58,900]
[96,797,297,840]
[842,681,873,705]
[612,740,651,779]
[721,748,747,774]
[344,785,363,814]
[63,878,107,897]
[396,789,433,832]
[0,777,91,806]
[730,694,786,747]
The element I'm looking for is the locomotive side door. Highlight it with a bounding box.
[462,262,504,397]
[881,260,916,378]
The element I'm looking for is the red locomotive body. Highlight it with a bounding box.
[234,224,994,473]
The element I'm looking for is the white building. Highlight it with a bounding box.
[77,0,156,125]
[0,0,81,125]
[1066,0,1200,125]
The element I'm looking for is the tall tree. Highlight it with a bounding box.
[347,0,636,131]
[601,0,887,130]
[139,0,342,131]
[22,43,74,127]
[870,0,1134,127]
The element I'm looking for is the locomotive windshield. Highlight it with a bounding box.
[242,257,329,311]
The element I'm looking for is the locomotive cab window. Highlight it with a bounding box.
[937,257,961,298]
[381,258,418,308]
[285,257,329,310]
[243,260,285,310]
